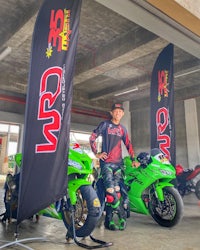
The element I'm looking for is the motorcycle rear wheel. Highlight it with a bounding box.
[195,180,200,199]
[148,186,184,227]
[61,185,101,238]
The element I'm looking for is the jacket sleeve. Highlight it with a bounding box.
[89,121,106,155]
[89,132,98,154]
[122,125,134,158]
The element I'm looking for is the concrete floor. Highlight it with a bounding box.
[0,178,200,250]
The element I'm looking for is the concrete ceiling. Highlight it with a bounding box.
[0,0,200,125]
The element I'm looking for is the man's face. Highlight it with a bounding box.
[110,108,124,122]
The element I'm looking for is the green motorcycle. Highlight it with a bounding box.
[123,148,184,227]
[1,144,112,249]
[40,144,101,238]
[96,148,184,228]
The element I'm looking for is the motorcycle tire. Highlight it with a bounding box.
[61,185,101,238]
[195,180,200,200]
[148,186,184,227]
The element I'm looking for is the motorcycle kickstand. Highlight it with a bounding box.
[70,206,113,249]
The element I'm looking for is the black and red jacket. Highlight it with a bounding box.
[90,120,134,165]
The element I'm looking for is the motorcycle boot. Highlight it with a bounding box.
[118,218,127,230]
[115,201,127,230]
[104,191,127,230]
[104,190,120,230]
[104,204,118,230]
[107,203,127,230]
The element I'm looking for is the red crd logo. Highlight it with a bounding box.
[157,70,169,102]
[108,127,121,137]
[35,67,62,153]
[46,9,72,58]
[156,107,171,160]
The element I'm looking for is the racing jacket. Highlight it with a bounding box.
[90,120,134,165]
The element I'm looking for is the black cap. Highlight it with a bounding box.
[111,103,124,111]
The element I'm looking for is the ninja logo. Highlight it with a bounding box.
[128,175,143,185]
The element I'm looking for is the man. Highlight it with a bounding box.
[89,103,139,230]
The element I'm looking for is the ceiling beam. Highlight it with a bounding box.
[0,0,42,47]
[74,37,168,85]
[88,75,150,100]
[146,0,200,37]
[88,59,200,101]
[72,89,111,111]
[96,0,200,58]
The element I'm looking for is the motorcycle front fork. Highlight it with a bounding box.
[149,184,163,207]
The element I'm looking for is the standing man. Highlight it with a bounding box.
[89,103,139,230]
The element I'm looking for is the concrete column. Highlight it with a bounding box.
[122,101,131,137]
[121,101,131,157]
[184,98,200,167]
[18,124,24,153]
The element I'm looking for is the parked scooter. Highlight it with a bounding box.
[96,148,184,228]
[0,144,112,249]
[176,164,200,199]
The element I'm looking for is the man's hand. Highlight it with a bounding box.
[132,160,140,168]
[96,152,108,161]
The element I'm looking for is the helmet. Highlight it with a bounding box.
[137,152,152,167]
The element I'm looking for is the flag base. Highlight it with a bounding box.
[0,223,49,249]
[0,237,47,249]
[0,213,113,250]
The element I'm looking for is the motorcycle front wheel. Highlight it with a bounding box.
[148,186,184,227]
[195,180,200,199]
[61,185,101,238]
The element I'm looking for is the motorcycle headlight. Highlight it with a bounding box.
[160,169,173,176]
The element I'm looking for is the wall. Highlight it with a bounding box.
[0,111,24,124]
[0,136,7,174]
[129,97,200,168]
[196,96,200,142]
[175,100,188,167]
[1,97,200,170]
[131,105,150,155]
[184,98,200,167]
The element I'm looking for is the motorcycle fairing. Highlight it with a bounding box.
[39,203,63,220]
[128,196,150,214]
[68,179,91,205]
[123,155,177,215]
